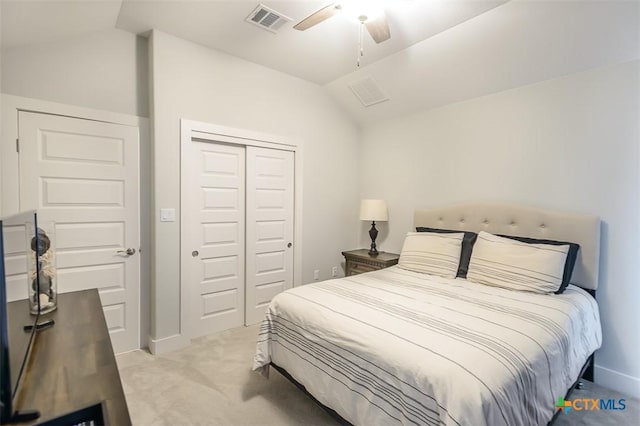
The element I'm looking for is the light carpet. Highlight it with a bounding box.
[117,324,638,425]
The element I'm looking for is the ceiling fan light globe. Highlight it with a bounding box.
[341,0,385,22]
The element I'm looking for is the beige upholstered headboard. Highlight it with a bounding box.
[414,203,601,290]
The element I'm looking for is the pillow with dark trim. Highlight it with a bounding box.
[497,234,580,294]
[467,231,571,294]
[416,227,478,278]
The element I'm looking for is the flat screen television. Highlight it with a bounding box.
[0,211,41,424]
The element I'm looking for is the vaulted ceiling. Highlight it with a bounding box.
[1,0,507,84]
[1,0,639,125]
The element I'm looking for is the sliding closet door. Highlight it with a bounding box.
[184,142,245,337]
[245,147,294,325]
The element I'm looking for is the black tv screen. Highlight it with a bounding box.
[0,211,40,424]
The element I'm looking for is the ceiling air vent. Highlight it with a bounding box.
[246,4,292,33]
[348,76,389,107]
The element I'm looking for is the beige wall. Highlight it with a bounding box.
[149,31,360,342]
[359,60,640,397]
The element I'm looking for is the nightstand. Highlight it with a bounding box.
[342,249,400,276]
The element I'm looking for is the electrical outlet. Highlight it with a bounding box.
[332,266,338,277]
[313,269,320,280]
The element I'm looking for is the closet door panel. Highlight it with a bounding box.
[245,147,294,325]
[184,142,245,337]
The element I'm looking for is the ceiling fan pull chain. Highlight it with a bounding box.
[360,20,364,57]
[357,18,365,67]
[357,24,361,67]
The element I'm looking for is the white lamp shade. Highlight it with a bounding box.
[359,199,388,221]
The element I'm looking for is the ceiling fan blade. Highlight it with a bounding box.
[294,3,342,31]
[365,13,391,43]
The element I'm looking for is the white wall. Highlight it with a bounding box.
[359,60,640,397]
[1,28,152,349]
[325,0,639,126]
[1,29,148,118]
[149,31,360,345]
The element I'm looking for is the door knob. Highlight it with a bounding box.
[117,248,136,256]
[287,242,292,248]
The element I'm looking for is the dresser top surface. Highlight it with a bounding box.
[13,289,131,425]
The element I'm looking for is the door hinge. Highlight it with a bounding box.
[16,138,19,153]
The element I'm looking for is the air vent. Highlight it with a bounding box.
[246,4,292,33]
[348,76,389,107]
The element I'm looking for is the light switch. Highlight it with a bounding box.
[160,208,176,222]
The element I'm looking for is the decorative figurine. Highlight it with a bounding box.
[30,227,57,314]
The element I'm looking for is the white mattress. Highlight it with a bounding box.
[253,266,602,426]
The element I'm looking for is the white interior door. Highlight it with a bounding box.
[245,147,294,325]
[183,141,245,337]
[2,216,33,302]
[18,111,140,353]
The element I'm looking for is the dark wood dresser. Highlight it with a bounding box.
[13,289,130,425]
[342,249,400,276]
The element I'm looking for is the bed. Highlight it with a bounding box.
[253,203,602,426]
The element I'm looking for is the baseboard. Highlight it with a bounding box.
[595,364,640,399]
[147,333,189,355]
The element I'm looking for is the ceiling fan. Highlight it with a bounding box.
[293,2,391,44]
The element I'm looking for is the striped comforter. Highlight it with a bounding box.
[253,266,601,426]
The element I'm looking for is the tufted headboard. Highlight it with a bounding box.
[414,203,601,291]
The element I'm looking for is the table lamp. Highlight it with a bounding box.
[360,199,388,256]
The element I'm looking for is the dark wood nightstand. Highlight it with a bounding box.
[342,249,400,276]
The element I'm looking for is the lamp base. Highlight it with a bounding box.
[368,221,379,257]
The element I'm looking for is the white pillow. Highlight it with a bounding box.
[466,231,569,294]
[398,232,464,278]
